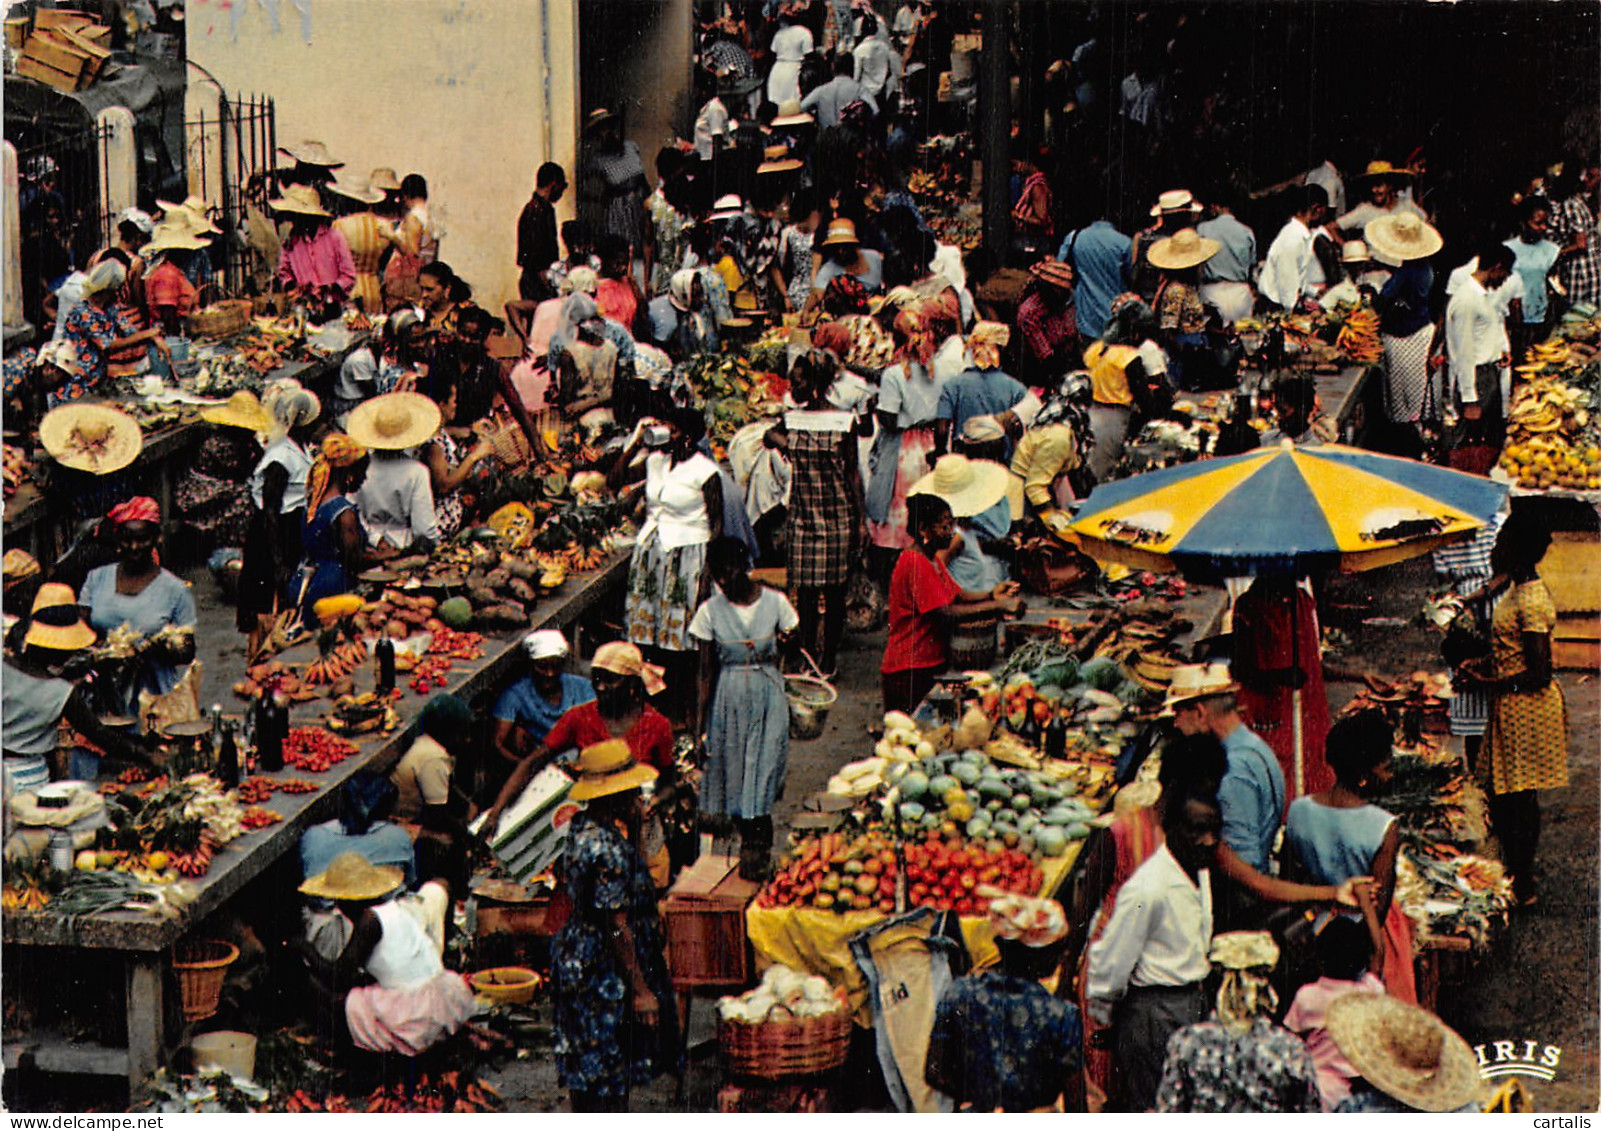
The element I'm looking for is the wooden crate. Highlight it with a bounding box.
[34,9,92,31]
[475,898,557,938]
[14,51,82,92]
[42,27,108,83]
[663,854,757,988]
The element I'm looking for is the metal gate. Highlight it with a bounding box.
[184,92,277,297]
[13,120,115,268]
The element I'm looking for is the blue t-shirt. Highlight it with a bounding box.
[1504,236,1560,324]
[300,819,418,888]
[492,673,595,747]
[80,565,198,705]
[1218,723,1286,873]
[1059,220,1132,341]
[936,369,1029,454]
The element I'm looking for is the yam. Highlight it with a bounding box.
[385,619,409,638]
[413,595,438,610]
[506,577,538,603]
[485,567,512,591]
[499,554,538,581]
[391,554,430,572]
[474,604,528,628]
[467,585,501,608]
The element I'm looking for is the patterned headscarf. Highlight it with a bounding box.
[107,496,160,525]
[562,266,600,297]
[893,302,942,370]
[668,268,700,313]
[822,274,870,318]
[809,319,853,361]
[1210,931,1280,1034]
[967,321,1011,370]
[307,433,368,513]
[549,293,601,362]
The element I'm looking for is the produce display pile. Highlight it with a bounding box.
[679,353,787,448]
[717,965,848,1023]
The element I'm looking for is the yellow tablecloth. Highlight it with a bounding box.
[744,844,1081,1026]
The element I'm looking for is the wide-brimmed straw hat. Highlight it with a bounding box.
[1030,258,1075,291]
[156,195,221,235]
[1364,213,1443,263]
[299,852,404,901]
[40,403,143,474]
[23,582,95,651]
[1325,993,1484,1113]
[327,174,385,204]
[1341,239,1373,264]
[268,184,331,218]
[1357,159,1415,183]
[908,454,1011,518]
[819,218,861,248]
[708,193,745,220]
[568,739,659,802]
[369,167,403,192]
[759,156,805,176]
[1149,188,1204,217]
[1158,661,1238,716]
[346,392,442,451]
[201,390,272,433]
[3,549,41,583]
[145,223,211,253]
[590,641,667,696]
[1148,228,1222,271]
[772,99,815,127]
[583,107,618,134]
[278,140,345,168]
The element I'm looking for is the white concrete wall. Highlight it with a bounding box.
[3,143,22,330]
[185,0,581,312]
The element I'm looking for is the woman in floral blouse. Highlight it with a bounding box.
[59,260,170,405]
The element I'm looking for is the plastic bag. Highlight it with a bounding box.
[136,661,202,733]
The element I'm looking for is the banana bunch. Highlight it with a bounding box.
[1509,376,1590,434]
[1335,306,1382,364]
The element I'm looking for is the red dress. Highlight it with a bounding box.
[1233,583,1334,802]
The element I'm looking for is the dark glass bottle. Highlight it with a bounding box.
[1045,707,1068,761]
[375,636,396,695]
[256,693,285,773]
[217,722,241,790]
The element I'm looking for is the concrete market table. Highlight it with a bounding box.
[0,550,629,1092]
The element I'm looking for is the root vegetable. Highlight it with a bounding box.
[466,585,501,608]
[474,604,528,628]
[499,555,537,581]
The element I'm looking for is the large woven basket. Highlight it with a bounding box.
[188,300,253,339]
[718,1001,851,1080]
[488,422,536,470]
[172,939,239,1021]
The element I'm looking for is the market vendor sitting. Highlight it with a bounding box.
[300,771,418,963]
[490,629,596,792]
[272,184,356,315]
[142,221,208,336]
[298,853,474,1057]
[909,454,1020,594]
[2,583,154,781]
[80,497,198,726]
[347,392,442,553]
[925,892,1083,1112]
[391,694,481,893]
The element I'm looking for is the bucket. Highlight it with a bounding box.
[192,1031,257,1080]
[785,675,837,741]
[948,612,1000,670]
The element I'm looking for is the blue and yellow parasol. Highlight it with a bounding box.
[1067,440,1510,580]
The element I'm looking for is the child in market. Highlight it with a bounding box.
[1282,884,1387,1111]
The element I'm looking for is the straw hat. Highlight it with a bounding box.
[369,167,403,193]
[759,157,805,176]
[819,218,861,248]
[1357,159,1415,183]
[583,107,618,134]
[346,392,442,451]
[1149,188,1204,217]
[1030,258,1075,291]
[327,174,385,204]
[156,195,221,234]
[278,140,345,168]
[1325,994,1484,1112]
[1157,661,1238,716]
[907,454,1011,518]
[3,549,41,582]
[1148,228,1222,271]
[145,223,211,253]
[40,403,143,474]
[568,739,659,802]
[24,582,96,652]
[1364,213,1443,263]
[1341,239,1373,264]
[299,852,404,901]
[268,184,331,218]
[591,641,667,696]
[708,193,745,220]
[201,390,272,433]
[772,99,815,127]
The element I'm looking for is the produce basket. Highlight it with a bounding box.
[188,300,253,339]
[469,966,542,1005]
[718,1001,851,1080]
[172,939,239,1021]
[785,676,836,741]
[487,422,537,470]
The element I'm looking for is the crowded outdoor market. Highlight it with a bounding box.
[0,0,1596,1118]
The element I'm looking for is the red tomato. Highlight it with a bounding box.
[877,899,895,914]
[878,877,895,897]
[910,883,929,903]
[959,870,977,891]
[954,898,973,916]
[934,898,952,912]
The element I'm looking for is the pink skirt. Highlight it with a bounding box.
[868,427,935,550]
[345,972,477,1056]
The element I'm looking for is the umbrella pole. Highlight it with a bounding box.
[1292,578,1304,797]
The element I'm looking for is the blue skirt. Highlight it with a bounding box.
[700,648,790,819]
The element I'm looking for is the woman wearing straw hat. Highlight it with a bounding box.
[1334,160,1426,236]
[237,383,320,653]
[1324,994,1484,1112]
[180,392,271,558]
[347,392,443,552]
[1367,211,1444,439]
[809,218,885,306]
[1153,931,1321,1112]
[141,222,208,335]
[328,173,392,314]
[58,259,172,405]
[1147,228,1221,390]
[298,852,475,1057]
[80,497,198,722]
[276,140,345,190]
[581,109,650,272]
[2,582,153,781]
[273,185,356,312]
[547,740,680,1111]
[909,453,1020,594]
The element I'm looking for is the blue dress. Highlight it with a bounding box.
[549,812,679,1097]
[292,496,362,616]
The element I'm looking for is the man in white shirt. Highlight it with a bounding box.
[1086,787,1221,1112]
[851,13,900,100]
[1445,242,1515,445]
[1258,185,1329,312]
[800,52,879,129]
[356,451,440,551]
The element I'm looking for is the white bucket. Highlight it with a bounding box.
[192,1031,257,1080]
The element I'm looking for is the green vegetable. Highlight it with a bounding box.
[438,596,473,630]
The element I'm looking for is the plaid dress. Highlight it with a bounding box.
[1554,195,1600,308]
[784,410,857,588]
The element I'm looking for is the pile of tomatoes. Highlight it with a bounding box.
[283,728,358,772]
[427,627,484,660]
[409,656,453,696]
[239,806,283,831]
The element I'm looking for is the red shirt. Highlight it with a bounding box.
[145,260,197,321]
[596,277,638,330]
[544,700,675,771]
[883,548,960,674]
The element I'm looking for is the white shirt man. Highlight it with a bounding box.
[1260,217,1318,311]
[693,96,732,162]
[852,33,900,100]
[1445,247,1515,409]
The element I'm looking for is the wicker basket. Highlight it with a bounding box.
[718,1001,851,1080]
[188,300,253,339]
[488,422,536,470]
[172,939,239,1021]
